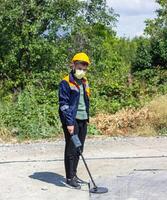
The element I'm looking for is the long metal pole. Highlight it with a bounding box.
[79,150,97,189]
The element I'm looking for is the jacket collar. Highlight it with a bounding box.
[69,70,75,83]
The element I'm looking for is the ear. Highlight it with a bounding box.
[70,62,75,69]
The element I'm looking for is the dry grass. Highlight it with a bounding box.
[91,95,167,136]
[0,95,166,142]
[0,126,12,142]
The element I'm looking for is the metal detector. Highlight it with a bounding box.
[71,134,108,194]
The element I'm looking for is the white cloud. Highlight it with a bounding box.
[106,0,160,37]
[107,0,158,16]
[116,15,147,38]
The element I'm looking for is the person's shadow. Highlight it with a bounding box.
[29,172,66,187]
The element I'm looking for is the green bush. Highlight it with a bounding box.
[0,85,62,140]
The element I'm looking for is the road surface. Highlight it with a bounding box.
[1,136,167,200]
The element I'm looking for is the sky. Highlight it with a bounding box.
[107,0,160,38]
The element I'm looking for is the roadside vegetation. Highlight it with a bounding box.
[0,0,167,141]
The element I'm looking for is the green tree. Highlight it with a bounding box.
[145,0,167,68]
[131,37,152,72]
[0,0,81,84]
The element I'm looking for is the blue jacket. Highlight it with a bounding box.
[58,71,90,126]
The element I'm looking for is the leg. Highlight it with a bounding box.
[62,124,78,179]
[73,119,87,176]
[78,119,87,152]
[73,120,80,176]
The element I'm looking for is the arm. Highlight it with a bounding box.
[58,80,75,133]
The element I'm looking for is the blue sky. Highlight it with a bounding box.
[107,0,160,38]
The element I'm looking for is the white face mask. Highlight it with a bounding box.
[74,69,86,79]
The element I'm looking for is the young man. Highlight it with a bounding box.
[58,52,90,189]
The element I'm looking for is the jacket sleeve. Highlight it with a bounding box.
[58,80,75,126]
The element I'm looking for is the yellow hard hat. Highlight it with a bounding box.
[72,52,90,64]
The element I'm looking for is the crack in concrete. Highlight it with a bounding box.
[0,155,167,165]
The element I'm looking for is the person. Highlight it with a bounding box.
[58,52,90,189]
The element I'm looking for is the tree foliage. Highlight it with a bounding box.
[0,0,167,139]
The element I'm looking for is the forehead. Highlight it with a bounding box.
[74,61,88,69]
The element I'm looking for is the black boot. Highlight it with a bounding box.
[66,177,81,189]
[73,175,88,184]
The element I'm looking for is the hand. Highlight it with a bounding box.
[67,125,74,135]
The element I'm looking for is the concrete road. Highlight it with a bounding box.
[1,136,167,200]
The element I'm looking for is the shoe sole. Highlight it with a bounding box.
[63,182,81,190]
[76,181,88,185]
